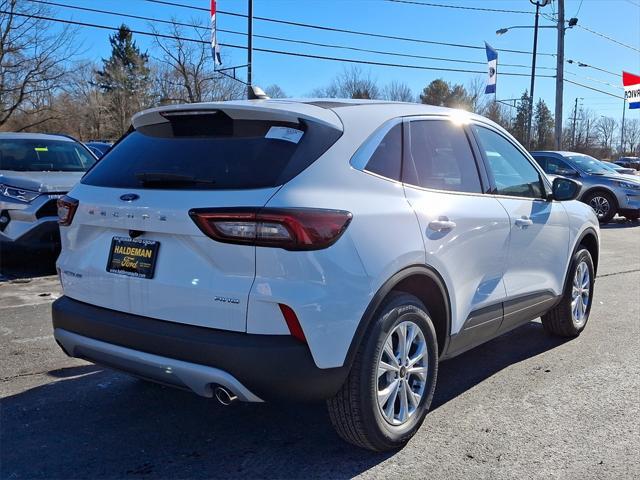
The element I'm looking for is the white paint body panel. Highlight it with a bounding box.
[57,100,600,372]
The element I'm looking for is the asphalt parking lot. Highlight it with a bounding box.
[1,221,638,479]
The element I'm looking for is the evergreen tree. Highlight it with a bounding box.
[533,99,554,150]
[96,25,151,137]
[419,79,471,110]
[511,90,531,145]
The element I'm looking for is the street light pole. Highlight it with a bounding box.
[247,0,253,99]
[554,0,565,150]
[527,0,547,150]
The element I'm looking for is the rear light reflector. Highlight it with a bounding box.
[279,303,306,343]
[189,207,352,251]
[57,195,79,226]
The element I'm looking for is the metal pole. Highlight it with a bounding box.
[527,2,540,149]
[571,97,579,149]
[247,0,253,98]
[620,98,626,153]
[554,0,565,150]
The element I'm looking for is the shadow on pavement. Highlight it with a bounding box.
[0,246,58,281]
[0,322,568,479]
[600,218,640,229]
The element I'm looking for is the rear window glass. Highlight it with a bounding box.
[0,139,96,172]
[82,112,341,190]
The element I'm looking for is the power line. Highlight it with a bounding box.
[564,79,624,99]
[384,0,532,14]
[566,59,619,78]
[27,0,556,71]
[138,0,556,57]
[3,10,556,78]
[565,70,622,91]
[575,24,640,53]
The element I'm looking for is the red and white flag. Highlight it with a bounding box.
[211,0,222,65]
[623,71,640,109]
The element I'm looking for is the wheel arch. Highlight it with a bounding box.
[574,226,599,276]
[344,265,451,368]
[580,187,619,211]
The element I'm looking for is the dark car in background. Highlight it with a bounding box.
[615,157,640,171]
[0,133,97,253]
[84,141,112,159]
[532,151,640,223]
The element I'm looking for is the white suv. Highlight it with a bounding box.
[53,100,599,451]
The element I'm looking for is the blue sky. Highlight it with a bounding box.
[54,0,639,122]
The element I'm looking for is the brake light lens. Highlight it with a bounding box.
[57,195,79,226]
[189,208,352,251]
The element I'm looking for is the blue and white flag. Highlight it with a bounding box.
[485,42,498,94]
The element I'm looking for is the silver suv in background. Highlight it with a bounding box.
[0,133,97,252]
[532,151,640,223]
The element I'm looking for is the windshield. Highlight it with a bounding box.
[598,161,618,173]
[565,155,609,174]
[0,139,96,172]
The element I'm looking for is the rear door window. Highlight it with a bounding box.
[82,111,341,190]
[404,119,482,193]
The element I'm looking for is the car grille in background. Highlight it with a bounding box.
[36,199,59,219]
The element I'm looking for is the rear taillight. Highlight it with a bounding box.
[57,195,79,226]
[189,207,352,251]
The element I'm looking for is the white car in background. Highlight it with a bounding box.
[52,100,599,451]
[0,133,96,252]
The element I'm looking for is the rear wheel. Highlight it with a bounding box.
[327,293,438,451]
[584,190,616,223]
[541,248,594,337]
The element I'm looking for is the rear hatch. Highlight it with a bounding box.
[59,103,342,332]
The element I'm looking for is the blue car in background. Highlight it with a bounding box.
[532,151,640,223]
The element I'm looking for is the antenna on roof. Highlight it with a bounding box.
[248,85,270,100]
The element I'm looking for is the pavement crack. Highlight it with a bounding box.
[597,268,640,278]
[0,370,52,382]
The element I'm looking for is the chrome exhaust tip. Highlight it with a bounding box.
[214,386,238,406]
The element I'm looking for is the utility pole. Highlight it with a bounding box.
[570,97,582,149]
[554,0,565,150]
[246,0,253,98]
[620,98,627,153]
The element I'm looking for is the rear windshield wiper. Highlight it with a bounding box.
[134,171,216,186]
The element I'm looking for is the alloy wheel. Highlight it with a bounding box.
[376,321,428,426]
[571,261,590,327]
[589,196,610,218]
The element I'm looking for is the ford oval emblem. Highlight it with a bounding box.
[120,193,140,202]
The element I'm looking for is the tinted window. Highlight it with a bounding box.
[405,120,482,193]
[82,112,341,190]
[545,157,576,175]
[0,139,96,172]
[472,126,544,199]
[364,124,402,181]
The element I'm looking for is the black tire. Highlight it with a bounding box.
[583,190,617,224]
[327,292,438,451]
[541,248,595,337]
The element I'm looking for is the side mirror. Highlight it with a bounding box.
[556,168,579,177]
[552,177,581,201]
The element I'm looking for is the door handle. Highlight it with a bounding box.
[428,218,457,231]
[515,216,533,228]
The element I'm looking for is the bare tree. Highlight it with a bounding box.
[595,116,617,153]
[312,66,380,99]
[381,81,413,102]
[625,119,640,155]
[151,19,243,104]
[466,75,488,114]
[0,0,77,130]
[265,84,286,98]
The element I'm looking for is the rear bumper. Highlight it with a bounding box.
[52,296,349,402]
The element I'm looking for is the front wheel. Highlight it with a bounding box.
[541,248,595,337]
[327,293,438,451]
[584,190,616,223]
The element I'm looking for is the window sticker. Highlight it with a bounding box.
[265,126,304,144]
[34,147,49,152]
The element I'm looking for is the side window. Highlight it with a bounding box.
[472,126,544,199]
[532,156,547,170]
[546,157,576,176]
[404,120,482,193]
[363,123,402,181]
